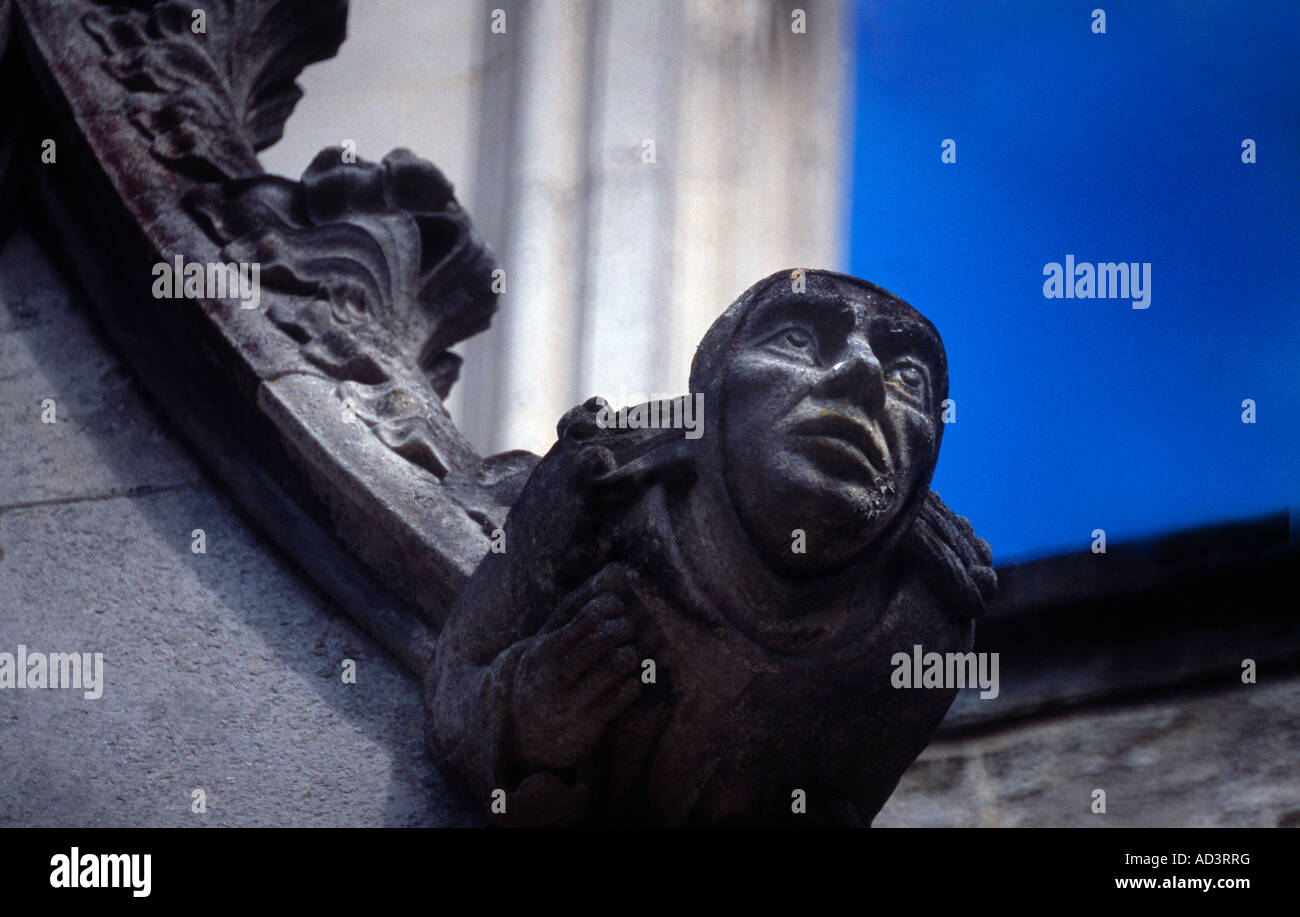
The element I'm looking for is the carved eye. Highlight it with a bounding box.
[765,326,820,363]
[886,362,926,393]
[784,328,814,350]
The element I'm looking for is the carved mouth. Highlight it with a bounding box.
[791,412,891,477]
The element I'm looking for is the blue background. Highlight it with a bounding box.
[849,0,1299,562]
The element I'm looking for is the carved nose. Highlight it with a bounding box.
[818,343,885,414]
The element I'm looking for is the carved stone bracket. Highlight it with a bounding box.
[7,0,533,668]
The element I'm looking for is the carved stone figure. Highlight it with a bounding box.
[427,270,995,825]
[6,0,994,827]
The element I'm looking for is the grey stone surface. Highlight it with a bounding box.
[878,676,1300,828]
[0,248,200,508]
[0,226,480,826]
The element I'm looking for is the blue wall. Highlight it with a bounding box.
[849,0,1299,562]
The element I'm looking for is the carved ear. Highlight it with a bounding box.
[905,490,997,619]
[556,397,696,507]
[570,441,692,508]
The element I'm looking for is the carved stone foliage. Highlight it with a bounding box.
[83,0,348,181]
[186,148,501,480]
[10,0,533,651]
[78,0,512,492]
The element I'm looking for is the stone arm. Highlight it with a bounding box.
[423,557,536,811]
[427,555,649,825]
[424,430,649,825]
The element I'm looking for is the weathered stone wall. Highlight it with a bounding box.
[0,226,479,827]
[879,677,1300,828]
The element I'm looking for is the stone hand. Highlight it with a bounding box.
[511,565,646,771]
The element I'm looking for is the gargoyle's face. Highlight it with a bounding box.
[719,278,941,577]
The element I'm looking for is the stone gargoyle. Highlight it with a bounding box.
[426,270,996,826]
[11,0,995,827]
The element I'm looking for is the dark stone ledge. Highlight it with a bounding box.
[943,511,1299,732]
